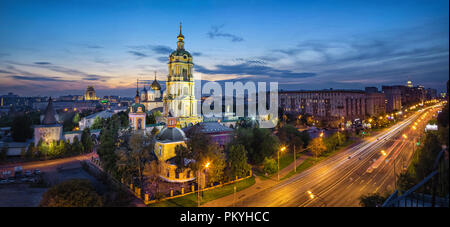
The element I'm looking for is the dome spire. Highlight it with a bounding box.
[135,78,140,103]
[178,22,184,40]
[177,22,185,50]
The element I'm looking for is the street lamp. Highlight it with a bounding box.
[278,146,286,181]
[197,162,211,207]
[380,150,386,156]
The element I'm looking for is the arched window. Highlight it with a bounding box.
[137,118,142,129]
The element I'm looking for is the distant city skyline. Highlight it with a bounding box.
[0,0,448,97]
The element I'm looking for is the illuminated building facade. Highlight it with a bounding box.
[33,98,63,145]
[140,74,164,112]
[129,83,146,131]
[163,25,201,127]
[154,115,195,182]
[279,90,367,124]
[84,86,98,100]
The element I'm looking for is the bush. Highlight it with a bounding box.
[359,193,387,207]
[39,179,103,207]
[263,157,277,175]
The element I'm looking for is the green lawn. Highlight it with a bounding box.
[148,176,256,207]
[255,151,299,181]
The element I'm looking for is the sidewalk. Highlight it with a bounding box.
[201,152,312,207]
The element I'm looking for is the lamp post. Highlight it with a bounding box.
[197,162,210,207]
[294,145,296,173]
[278,146,286,181]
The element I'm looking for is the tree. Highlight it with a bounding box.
[204,144,226,185]
[26,142,35,159]
[11,115,32,142]
[413,132,441,181]
[174,144,190,172]
[151,127,160,136]
[97,127,118,177]
[232,127,279,165]
[226,144,250,178]
[39,179,103,207]
[359,193,387,207]
[277,124,305,149]
[146,112,156,124]
[90,116,104,130]
[72,136,84,155]
[397,172,417,192]
[309,137,327,159]
[143,159,161,193]
[0,144,7,161]
[263,157,277,175]
[128,132,153,187]
[73,113,80,125]
[81,128,94,153]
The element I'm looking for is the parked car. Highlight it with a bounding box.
[24,170,32,177]
[14,166,23,178]
[33,169,41,175]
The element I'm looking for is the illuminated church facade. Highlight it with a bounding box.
[162,25,202,128]
[140,73,164,113]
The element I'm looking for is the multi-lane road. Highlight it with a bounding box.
[235,103,443,207]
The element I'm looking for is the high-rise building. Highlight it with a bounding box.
[365,87,386,117]
[163,24,201,127]
[382,86,402,113]
[84,86,98,100]
[407,80,413,88]
[279,89,367,126]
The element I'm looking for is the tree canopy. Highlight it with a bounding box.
[39,179,103,207]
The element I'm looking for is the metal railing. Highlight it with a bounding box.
[383,148,449,207]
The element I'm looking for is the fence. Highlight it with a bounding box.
[88,156,252,205]
[383,148,449,207]
[128,171,252,205]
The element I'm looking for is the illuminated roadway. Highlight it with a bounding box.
[235,103,443,207]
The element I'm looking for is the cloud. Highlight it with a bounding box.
[8,75,74,82]
[0,69,13,74]
[84,44,103,49]
[192,52,202,56]
[4,61,111,83]
[207,25,244,42]
[34,62,51,65]
[157,56,168,63]
[127,51,148,58]
[195,61,316,79]
[151,45,174,55]
[82,74,111,82]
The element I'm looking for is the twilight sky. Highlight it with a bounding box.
[0,0,448,97]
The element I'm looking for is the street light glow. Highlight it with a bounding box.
[381,150,386,156]
[205,162,210,168]
[402,134,407,139]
